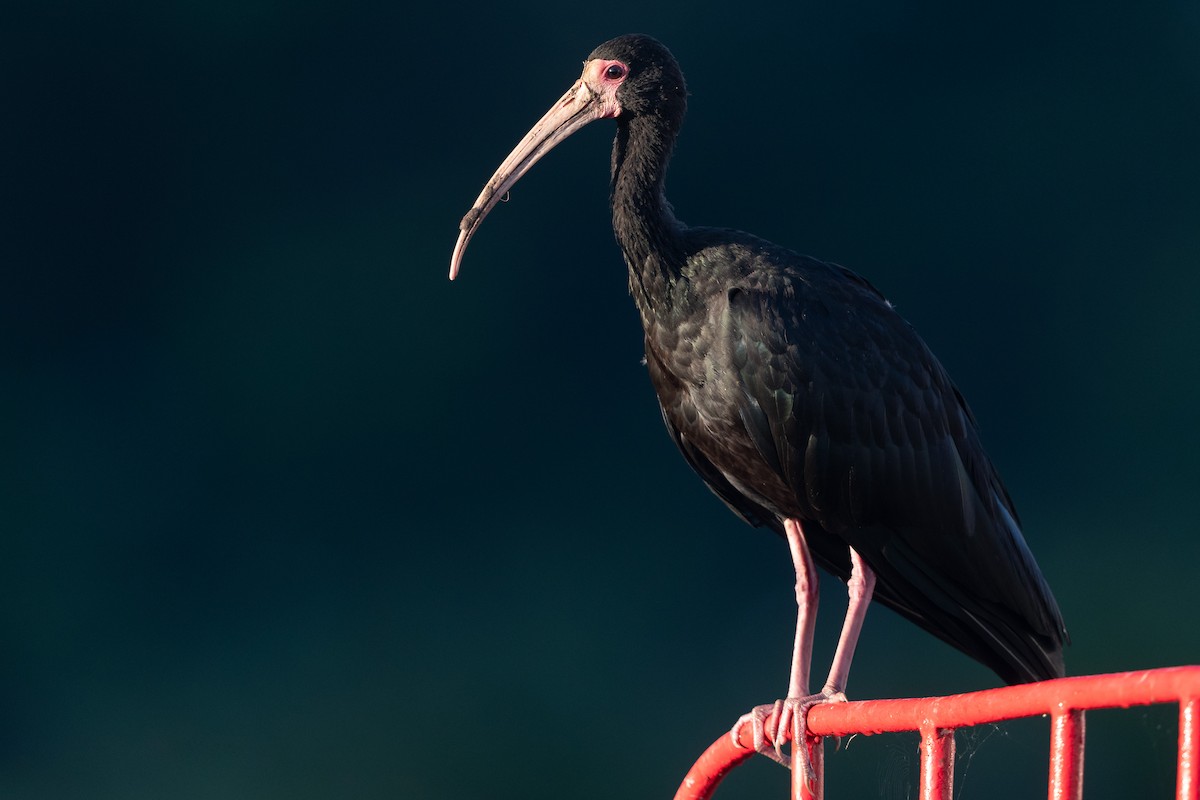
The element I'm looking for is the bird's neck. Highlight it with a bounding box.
[610,115,686,317]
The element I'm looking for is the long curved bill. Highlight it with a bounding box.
[449,72,619,280]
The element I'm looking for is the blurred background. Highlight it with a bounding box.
[5,0,1199,797]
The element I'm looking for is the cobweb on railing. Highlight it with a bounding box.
[953,723,1006,799]
[867,735,917,800]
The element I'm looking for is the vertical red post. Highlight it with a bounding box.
[918,724,955,800]
[1180,697,1198,800]
[1048,708,1085,800]
[792,735,823,800]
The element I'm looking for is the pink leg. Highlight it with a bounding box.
[731,519,820,762]
[731,521,877,783]
[785,518,820,698]
[820,547,876,697]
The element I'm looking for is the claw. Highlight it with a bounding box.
[731,703,788,765]
[731,689,848,782]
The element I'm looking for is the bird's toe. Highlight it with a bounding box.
[732,690,845,780]
[730,702,790,766]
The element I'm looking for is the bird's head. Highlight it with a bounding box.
[586,34,687,124]
[449,34,687,279]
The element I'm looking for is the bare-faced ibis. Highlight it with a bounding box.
[449,34,1067,768]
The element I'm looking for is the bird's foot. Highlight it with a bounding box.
[730,688,846,781]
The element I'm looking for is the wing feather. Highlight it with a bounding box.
[722,259,1066,683]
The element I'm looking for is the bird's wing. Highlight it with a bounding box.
[724,262,1066,683]
[645,339,783,533]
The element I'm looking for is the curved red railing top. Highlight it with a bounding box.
[675,665,1200,800]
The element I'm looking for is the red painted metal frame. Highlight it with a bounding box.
[675,666,1200,800]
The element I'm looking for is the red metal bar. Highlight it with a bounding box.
[1181,696,1199,800]
[804,667,1200,736]
[1048,708,1085,800]
[673,735,755,800]
[670,714,826,800]
[919,723,954,800]
[792,735,821,800]
[675,667,1200,800]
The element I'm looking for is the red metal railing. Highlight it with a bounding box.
[675,666,1200,800]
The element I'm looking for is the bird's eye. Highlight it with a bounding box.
[605,64,627,80]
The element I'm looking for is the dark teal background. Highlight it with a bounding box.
[6,1,1199,797]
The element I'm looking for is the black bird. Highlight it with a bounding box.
[449,34,1066,767]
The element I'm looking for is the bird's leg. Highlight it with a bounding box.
[731,529,878,789]
[783,548,877,785]
[731,518,820,766]
[818,547,876,699]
